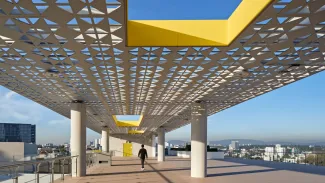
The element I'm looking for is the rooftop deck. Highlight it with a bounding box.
[56,157,325,183]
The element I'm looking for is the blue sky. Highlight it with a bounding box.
[1,0,325,144]
[0,87,100,144]
[168,71,325,143]
[128,0,242,20]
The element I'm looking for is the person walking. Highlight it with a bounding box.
[138,144,148,171]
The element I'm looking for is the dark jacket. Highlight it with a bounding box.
[138,148,148,159]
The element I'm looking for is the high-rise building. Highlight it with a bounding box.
[275,144,286,159]
[264,147,275,161]
[229,141,239,150]
[94,138,101,148]
[264,144,287,161]
[0,123,36,144]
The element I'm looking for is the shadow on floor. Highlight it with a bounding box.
[88,164,252,177]
[146,162,173,183]
[220,158,325,176]
[165,159,190,162]
[207,168,279,177]
[91,158,325,180]
[112,159,144,162]
[112,163,158,166]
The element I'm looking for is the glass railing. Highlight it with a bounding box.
[0,153,98,183]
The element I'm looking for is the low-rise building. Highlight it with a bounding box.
[0,142,37,162]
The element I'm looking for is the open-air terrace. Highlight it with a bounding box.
[57,156,325,183]
[0,0,325,182]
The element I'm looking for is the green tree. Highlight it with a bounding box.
[185,144,191,151]
[315,154,325,166]
[283,154,290,159]
[59,145,66,153]
[305,155,315,165]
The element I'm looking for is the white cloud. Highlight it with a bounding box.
[11,111,29,121]
[0,90,44,124]
[0,87,73,144]
[5,91,16,99]
[48,118,69,125]
[0,87,100,145]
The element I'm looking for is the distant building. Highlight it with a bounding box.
[275,144,286,159]
[165,142,169,147]
[43,143,54,148]
[264,147,275,161]
[264,144,286,161]
[229,141,239,150]
[0,142,37,162]
[64,143,70,152]
[0,123,36,143]
[290,147,299,155]
[94,138,101,148]
[90,141,94,146]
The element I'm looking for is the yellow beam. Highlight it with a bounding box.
[128,20,228,46]
[128,130,144,134]
[112,115,143,127]
[126,0,272,46]
[228,0,272,43]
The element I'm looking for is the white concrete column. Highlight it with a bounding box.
[151,134,156,158]
[157,128,165,162]
[101,128,109,152]
[191,102,207,178]
[70,102,86,177]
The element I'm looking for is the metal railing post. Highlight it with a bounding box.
[86,154,89,167]
[51,160,55,183]
[12,167,19,183]
[13,176,18,183]
[61,159,65,180]
[304,154,306,165]
[75,157,78,177]
[0,155,79,183]
[109,151,112,166]
[68,158,72,176]
[87,154,91,168]
[36,163,41,183]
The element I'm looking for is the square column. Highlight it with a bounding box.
[151,134,156,158]
[101,128,109,153]
[157,128,165,162]
[70,102,86,177]
[191,102,207,178]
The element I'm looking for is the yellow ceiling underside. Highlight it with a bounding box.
[128,130,145,134]
[127,0,272,46]
[112,115,143,127]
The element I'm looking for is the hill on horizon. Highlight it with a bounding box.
[168,140,188,145]
[168,139,325,146]
[209,139,266,146]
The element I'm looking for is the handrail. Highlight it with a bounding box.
[0,155,79,170]
[87,151,113,166]
[0,155,99,183]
